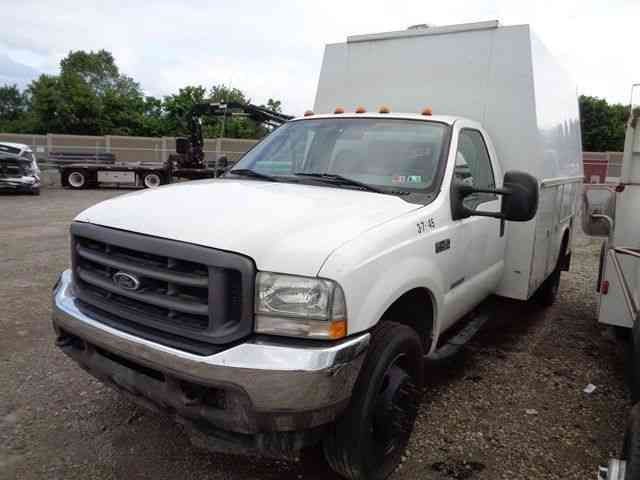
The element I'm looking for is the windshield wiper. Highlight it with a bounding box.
[294,172,385,194]
[227,168,278,182]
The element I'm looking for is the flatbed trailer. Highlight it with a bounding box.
[58,161,229,189]
[59,161,172,189]
[58,102,290,190]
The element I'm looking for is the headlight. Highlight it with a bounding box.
[255,272,347,339]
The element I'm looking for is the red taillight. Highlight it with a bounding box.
[601,280,609,294]
[615,184,626,193]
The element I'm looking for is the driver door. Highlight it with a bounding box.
[442,123,506,329]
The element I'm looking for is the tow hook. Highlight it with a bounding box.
[598,459,627,480]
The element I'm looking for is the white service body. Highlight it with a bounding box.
[315,20,583,303]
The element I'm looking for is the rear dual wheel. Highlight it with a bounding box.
[323,322,423,480]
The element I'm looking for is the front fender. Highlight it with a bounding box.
[319,230,447,344]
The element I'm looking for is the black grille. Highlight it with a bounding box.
[71,223,255,352]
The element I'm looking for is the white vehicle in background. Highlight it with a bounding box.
[52,21,582,479]
[585,87,640,480]
[0,142,41,195]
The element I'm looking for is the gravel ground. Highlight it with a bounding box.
[0,187,630,480]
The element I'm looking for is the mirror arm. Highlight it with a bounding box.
[459,208,505,220]
[459,185,512,196]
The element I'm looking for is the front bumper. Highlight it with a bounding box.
[0,178,39,191]
[52,270,369,437]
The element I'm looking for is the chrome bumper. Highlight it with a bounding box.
[52,270,369,433]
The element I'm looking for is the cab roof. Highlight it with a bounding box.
[290,112,462,125]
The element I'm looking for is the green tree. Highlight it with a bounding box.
[209,85,249,104]
[0,84,33,132]
[0,84,27,121]
[139,96,166,137]
[263,98,282,113]
[28,50,145,135]
[579,95,628,151]
[60,50,119,94]
[162,85,208,136]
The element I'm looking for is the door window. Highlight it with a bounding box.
[454,129,496,207]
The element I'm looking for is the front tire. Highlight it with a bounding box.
[323,322,424,480]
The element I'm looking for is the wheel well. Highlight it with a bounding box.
[380,288,434,349]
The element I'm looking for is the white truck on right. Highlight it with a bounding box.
[585,88,640,480]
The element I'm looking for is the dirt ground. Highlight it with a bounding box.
[0,187,630,480]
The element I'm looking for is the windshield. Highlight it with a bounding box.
[232,118,449,192]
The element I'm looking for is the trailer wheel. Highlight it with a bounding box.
[622,404,640,479]
[142,173,162,188]
[323,322,423,480]
[66,170,87,189]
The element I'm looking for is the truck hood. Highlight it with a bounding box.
[75,179,419,276]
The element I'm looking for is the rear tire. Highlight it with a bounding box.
[142,172,162,188]
[535,268,561,307]
[323,322,423,480]
[534,236,569,307]
[66,170,87,189]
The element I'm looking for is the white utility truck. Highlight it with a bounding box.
[585,88,640,480]
[52,21,582,479]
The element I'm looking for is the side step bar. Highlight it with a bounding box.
[426,313,489,361]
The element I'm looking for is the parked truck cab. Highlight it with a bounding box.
[52,21,582,479]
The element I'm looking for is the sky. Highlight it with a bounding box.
[1,0,637,116]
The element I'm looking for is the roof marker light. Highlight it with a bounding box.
[379,105,391,114]
[304,110,314,116]
[421,106,433,116]
[355,106,366,113]
[334,106,345,114]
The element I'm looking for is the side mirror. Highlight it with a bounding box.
[582,185,615,237]
[453,170,539,222]
[175,137,190,155]
[500,171,539,221]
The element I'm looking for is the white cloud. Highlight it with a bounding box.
[1,0,637,114]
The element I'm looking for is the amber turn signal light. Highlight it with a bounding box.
[304,110,314,116]
[378,105,390,113]
[421,106,433,116]
[328,320,347,339]
[355,106,366,113]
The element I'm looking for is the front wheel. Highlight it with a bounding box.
[323,322,424,480]
[66,170,87,189]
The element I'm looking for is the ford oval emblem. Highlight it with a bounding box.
[112,271,141,291]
